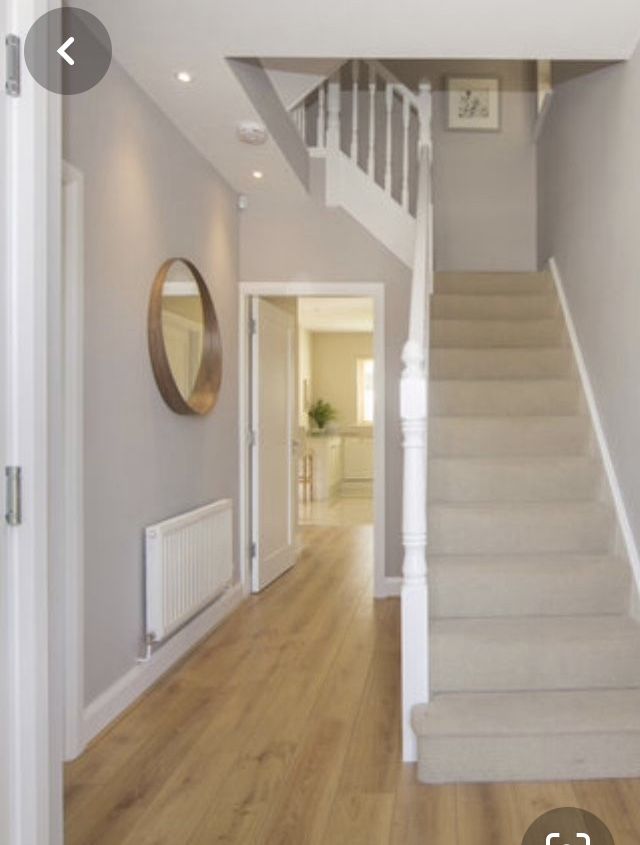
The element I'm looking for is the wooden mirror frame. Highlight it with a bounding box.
[148,258,222,415]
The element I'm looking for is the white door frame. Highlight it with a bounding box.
[61,162,85,760]
[4,0,63,841]
[238,282,386,598]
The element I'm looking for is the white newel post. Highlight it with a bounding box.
[400,340,429,762]
[401,80,432,763]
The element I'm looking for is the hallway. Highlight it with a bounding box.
[65,526,640,844]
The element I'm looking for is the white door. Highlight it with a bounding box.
[251,298,296,592]
[3,0,59,841]
[0,25,10,844]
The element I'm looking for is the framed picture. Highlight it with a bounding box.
[447,76,500,132]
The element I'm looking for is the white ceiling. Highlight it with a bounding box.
[298,298,374,333]
[76,0,640,198]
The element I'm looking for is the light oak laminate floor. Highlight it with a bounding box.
[65,526,640,844]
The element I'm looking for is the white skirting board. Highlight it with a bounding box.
[381,576,402,598]
[549,257,640,595]
[81,583,244,749]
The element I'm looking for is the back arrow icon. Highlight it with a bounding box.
[57,36,75,66]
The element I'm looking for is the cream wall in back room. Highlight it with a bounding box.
[64,60,239,705]
[311,332,373,427]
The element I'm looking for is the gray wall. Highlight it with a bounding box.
[538,50,640,560]
[64,62,239,704]
[388,60,538,271]
[240,173,410,578]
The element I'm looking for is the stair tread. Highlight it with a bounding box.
[434,272,553,296]
[413,689,640,737]
[431,293,558,320]
[430,552,626,566]
[433,614,640,639]
[430,500,610,513]
[432,377,578,385]
[430,455,598,466]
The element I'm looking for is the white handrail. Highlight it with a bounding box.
[400,81,433,762]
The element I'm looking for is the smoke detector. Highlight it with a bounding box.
[237,120,268,145]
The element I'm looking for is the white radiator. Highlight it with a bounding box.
[145,499,233,643]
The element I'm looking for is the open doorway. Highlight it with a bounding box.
[239,283,386,598]
[296,297,375,529]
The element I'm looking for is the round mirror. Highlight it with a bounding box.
[148,258,222,415]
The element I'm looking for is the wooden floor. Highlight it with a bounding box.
[65,526,640,844]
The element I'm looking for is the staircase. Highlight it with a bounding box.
[412,271,640,783]
[284,64,640,782]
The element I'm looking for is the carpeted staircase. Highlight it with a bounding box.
[412,271,640,783]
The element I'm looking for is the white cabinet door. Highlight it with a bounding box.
[251,299,296,592]
[343,436,374,480]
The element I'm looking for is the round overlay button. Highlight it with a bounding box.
[522,807,614,845]
[24,7,111,95]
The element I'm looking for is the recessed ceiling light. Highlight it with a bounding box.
[252,170,264,180]
[175,71,193,83]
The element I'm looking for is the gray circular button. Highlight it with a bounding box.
[24,7,111,95]
[522,807,614,845]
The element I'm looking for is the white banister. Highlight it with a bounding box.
[384,83,393,193]
[367,64,376,177]
[400,80,433,762]
[350,60,359,161]
[317,83,326,148]
[401,95,410,210]
[326,72,341,153]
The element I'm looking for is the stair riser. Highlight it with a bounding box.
[430,418,591,458]
[431,560,629,618]
[432,294,558,320]
[417,734,640,784]
[429,507,613,555]
[430,348,573,380]
[432,319,566,348]
[431,381,582,417]
[434,273,554,296]
[429,459,601,502]
[432,630,640,692]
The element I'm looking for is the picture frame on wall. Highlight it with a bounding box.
[447,76,501,132]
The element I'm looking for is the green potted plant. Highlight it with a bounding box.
[308,398,337,432]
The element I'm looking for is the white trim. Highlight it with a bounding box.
[381,576,402,597]
[82,584,244,746]
[238,282,386,598]
[549,257,640,594]
[4,0,61,839]
[61,162,85,761]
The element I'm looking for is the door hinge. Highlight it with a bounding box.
[250,541,257,559]
[5,35,20,97]
[249,317,257,336]
[5,466,22,526]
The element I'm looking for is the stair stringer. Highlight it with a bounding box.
[314,148,415,268]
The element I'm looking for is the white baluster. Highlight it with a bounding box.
[384,83,393,193]
[317,84,326,148]
[402,95,410,210]
[367,64,376,177]
[350,60,359,161]
[300,104,306,144]
[326,70,341,153]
